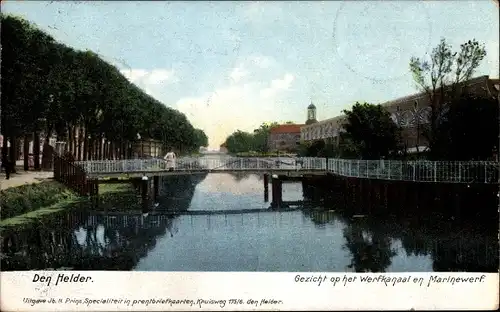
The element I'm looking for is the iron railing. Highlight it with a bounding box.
[74,157,499,184]
[327,159,498,184]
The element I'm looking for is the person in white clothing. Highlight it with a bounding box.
[164,149,176,171]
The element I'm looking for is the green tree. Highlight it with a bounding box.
[1,14,208,165]
[252,122,279,152]
[409,38,487,160]
[342,102,400,159]
[297,140,337,157]
[224,131,255,153]
[437,94,498,160]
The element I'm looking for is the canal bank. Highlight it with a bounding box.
[302,174,499,222]
[1,172,498,272]
[0,181,135,230]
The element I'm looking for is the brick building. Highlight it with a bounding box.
[267,124,304,152]
[301,75,499,153]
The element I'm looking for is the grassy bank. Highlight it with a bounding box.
[0,181,134,229]
[95,183,139,211]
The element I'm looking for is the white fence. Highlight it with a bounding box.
[327,159,498,184]
[74,157,326,173]
[74,157,499,184]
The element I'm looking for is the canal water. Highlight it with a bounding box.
[1,166,498,272]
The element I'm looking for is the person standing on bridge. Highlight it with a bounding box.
[164,148,176,171]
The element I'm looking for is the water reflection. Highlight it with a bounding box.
[1,172,498,272]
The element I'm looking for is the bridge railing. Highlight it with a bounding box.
[328,159,499,184]
[54,154,92,195]
[75,157,327,173]
[74,157,498,184]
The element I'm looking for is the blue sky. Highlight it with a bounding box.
[3,1,499,149]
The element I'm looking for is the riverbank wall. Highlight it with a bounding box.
[0,181,134,230]
[302,174,499,222]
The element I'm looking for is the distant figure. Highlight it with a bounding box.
[164,149,176,171]
[295,158,303,171]
[1,157,14,180]
[28,153,34,168]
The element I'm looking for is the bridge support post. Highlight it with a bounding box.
[154,176,159,199]
[263,174,269,202]
[90,180,99,208]
[141,176,149,213]
[271,175,282,209]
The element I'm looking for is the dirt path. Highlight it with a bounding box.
[0,169,54,190]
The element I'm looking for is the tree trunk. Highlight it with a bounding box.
[115,143,120,160]
[93,138,98,160]
[98,135,103,160]
[16,138,22,161]
[122,141,126,159]
[88,136,94,161]
[9,135,17,173]
[77,126,83,161]
[103,139,108,159]
[23,135,30,171]
[82,125,88,161]
[1,135,8,161]
[41,126,53,170]
[110,141,115,160]
[71,125,77,156]
[33,131,41,170]
[67,125,73,155]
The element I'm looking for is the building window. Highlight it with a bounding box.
[414,100,418,109]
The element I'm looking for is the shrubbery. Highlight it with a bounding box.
[0,181,78,220]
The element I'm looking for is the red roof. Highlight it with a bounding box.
[269,124,304,134]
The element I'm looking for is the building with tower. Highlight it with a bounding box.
[305,102,318,125]
[299,75,499,153]
[301,103,345,147]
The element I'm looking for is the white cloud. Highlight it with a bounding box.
[120,68,177,97]
[176,72,295,149]
[229,66,248,83]
[117,61,294,150]
[228,55,275,83]
[259,73,295,98]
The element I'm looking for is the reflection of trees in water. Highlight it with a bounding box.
[301,209,396,272]
[342,221,396,272]
[155,173,208,212]
[1,173,206,271]
[228,172,261,182]
[302,209,498,272]
[1,211,177,271]
[378,217,498,272]
[431,238,498,272]
[302,210,336,227]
